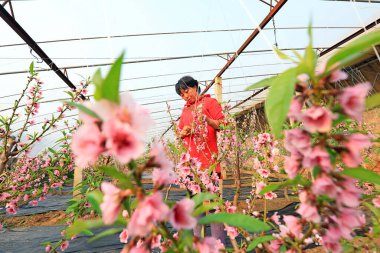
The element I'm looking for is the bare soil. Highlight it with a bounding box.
[0,210,68,228]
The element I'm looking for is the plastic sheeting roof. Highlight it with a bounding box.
[0,0,379,154]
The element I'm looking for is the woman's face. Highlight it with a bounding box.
[180,86,198,104]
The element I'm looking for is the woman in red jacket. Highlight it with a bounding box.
[175,75,225,244]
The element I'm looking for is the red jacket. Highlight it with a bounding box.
[178,95,224,173]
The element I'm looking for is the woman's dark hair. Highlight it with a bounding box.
[175,75,200,96]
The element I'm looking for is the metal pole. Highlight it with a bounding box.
[0,5,85,100]
[201,0,287,95]
[161,0,287,138]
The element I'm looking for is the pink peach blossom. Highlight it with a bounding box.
[72,123,105,168]
[118,93,155,137]
[337,82,371,121]
[268,239,282,253]
[322,236,342,253]
[30,200,38,206]
[329,70,348,83]
[280,216,303,239]
[129,245,149,253]
[225,226,239,239]
[195,237,225,253]
[301,106,333,133]
[297,201,321,223]
[6,203,17,214]
[372,196,380,208]
[284,129,311,155]
[103,119,144,164]
[336,177,361,208]
[169,198,197,230]
[119,229,128,243]
[151,142,176,186]
[288,98,303,122]
[100,182,122,225]
[303,146,332,172]
[45,245,52,252]
[312,174,338,199]
[60,241,69,251]
[284,155,301,179]
[149,142,174,171]
[342,134,372,168]
[87,93,154,137]
[297,73,309,83]
[270,212,281,225]
[265,191,278,200]
[152,168,177,186]
[127,192,170,236]
[151,234,162,248]
[224,200,237,213]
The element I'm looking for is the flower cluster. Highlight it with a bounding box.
[0,141,74,215]
[251,133,279,201]
[175,152,220,194]
[71,93,154,168]
[274,70,373,252]
[25,77,43,116]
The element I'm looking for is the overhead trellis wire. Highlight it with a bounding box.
[0,62,291,100]
[0,47,327,76]
[0,26,361,49]
[0,73,279,112]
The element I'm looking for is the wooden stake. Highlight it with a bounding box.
[214,77,223,103]
[73,167,83,199]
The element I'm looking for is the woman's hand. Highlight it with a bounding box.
[180,125,191,138]
[205,117,222,130]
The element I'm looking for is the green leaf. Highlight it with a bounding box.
[92,53,124,103]
[98,166,132,188]
[29,61,34,75]
[304,44,317,77]
[88,228,123,243]
[81,229,95,236]
[207,163,217,175]
[65,219,104,238]
[259,183,280,195]
[341,167,380,185]
[193,202,221,216]
[264,67,297,138]
[292,49,303,61]
[87,190,103,214]
[326,30,380,70]
[363,202,380,220]
[247,235,276,251]
[312,166,321,179]
[192,192,218,206]
[93,69,103,101]
[48,148,57,154]
[67,102,101,120]
[260,175,306,194]
[198,213,270,233]
[274,47,296,62]
[122,196,132,217]
[245,76,276,91]
[180,230,194,248]
[366,93,380,109]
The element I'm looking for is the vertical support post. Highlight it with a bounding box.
[214,77,223,103]
[214,77,225,198]
[73,167,83,199]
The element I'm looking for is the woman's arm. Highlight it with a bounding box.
[205,117,222,130]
